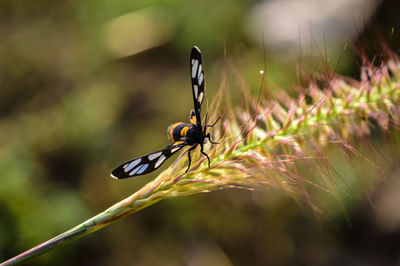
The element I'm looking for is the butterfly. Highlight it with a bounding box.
[111,46,219,179]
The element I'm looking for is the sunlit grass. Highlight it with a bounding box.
[2,52,400,265]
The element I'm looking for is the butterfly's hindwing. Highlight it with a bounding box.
[190,46,205,126]
[111,143,185,179]
[189,110,197,124]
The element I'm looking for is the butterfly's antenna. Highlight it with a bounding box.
[204,100,209,132]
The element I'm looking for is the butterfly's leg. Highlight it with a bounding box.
[206,116,220,128]
[204,116,220,144]
[200,143,211,167]
[206,133,219,145]
[185,144,197,172]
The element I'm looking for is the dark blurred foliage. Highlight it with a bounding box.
[1,0,400,265]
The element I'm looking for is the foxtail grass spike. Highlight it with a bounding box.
[2,56,400,265]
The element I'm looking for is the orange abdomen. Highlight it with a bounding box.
[167,122,191,142]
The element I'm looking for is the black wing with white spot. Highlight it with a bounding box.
[110,143,185,179]
[190,46,205,126]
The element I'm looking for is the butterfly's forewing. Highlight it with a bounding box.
[190,46,205,126]
[111,46,208,179]
[111,143,185,179]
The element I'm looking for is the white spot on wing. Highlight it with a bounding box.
[124,158,141,173]
[193,84,198,98]
[198,65,202,79]
[137,164,149,174]
[155,155,166,168]
[198,72,204,86]
[192,60,198,78]
[171,147,180,153]
[148,152,162,161]
[129,165,142,176]
[198,92,204,104]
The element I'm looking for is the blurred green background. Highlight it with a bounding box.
[1,0,400,265]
